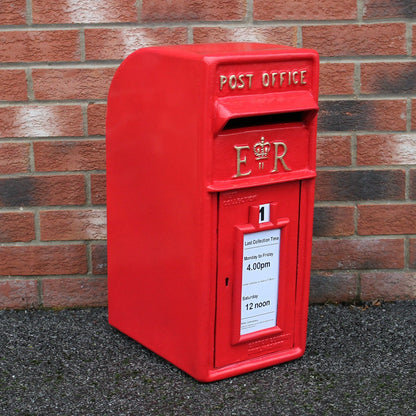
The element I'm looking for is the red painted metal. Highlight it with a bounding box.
[106,43,319,382]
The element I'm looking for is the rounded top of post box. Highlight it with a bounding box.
[132,43,318,61]
[169,43,294,54]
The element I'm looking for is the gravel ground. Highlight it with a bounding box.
[1,301,415,416]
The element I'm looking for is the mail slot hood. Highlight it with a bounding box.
[215,90,319,134]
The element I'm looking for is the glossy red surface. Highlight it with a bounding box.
[106,43,319,381]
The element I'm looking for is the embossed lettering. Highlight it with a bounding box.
[279,72,286,87]
[233,140,291,179]
[300,70,307,85]
[262,73,270,87]
[234,145,251,177]
[271,142,291,172]
[229,75,237,89]
[219,70,307,91]
[237,74,245,89]
[219,73,254,91]
[292,71,299,85]
[219,75,227,90]
[246,74,254,88]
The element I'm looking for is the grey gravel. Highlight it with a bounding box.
[1,301,415,415]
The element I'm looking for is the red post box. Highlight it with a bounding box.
[106,43,319,382]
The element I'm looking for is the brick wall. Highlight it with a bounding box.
[0,0,415,308]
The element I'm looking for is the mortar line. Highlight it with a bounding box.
[353,204,358,237]
[187,25,193,44]
[86,241,93,275]
[33,207,41,242]
[0,240,107,248]
[404,237,410,271]
[0,56,414,70]
[79,28,86,62]
[136,0,142,22]
[406,22,413,56]
[246,0,253,24]
[38,278,43,307]
[317,165,416,171]
[351,132,357,167]
[297,25,303,48]
[405,168,410,200]
[312,235,413,241]
[81,102,89,137]
[407,98,412,132]
[24,68,34,101]
[26,0,33,25]
[28,140,35,173]
[85,172,92,206]
[353,62,361,97]
[0,18,412,31]
[0,170,106,179]
[356,0,364,22]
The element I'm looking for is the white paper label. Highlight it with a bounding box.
[240,228,280,336]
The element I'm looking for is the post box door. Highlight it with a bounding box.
[215,181,300,368]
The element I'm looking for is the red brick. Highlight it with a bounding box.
[363,0,416,19]
[414,25,416,55]
[0,245,87,276]
[40,209,106,241]
[0,70,27,101]
[254,0,356,20]
[410,238,416,268]
[0,175,86,207]
[319,100,407,132]
[0,212,35,242]
[409,169,416,199]
[0,0,26,25]
[85,28,188,61]
[193,27,297,46]
[317,136,351,167]
[141,0,246,22]
[0,105,83,138]
[34,140,106,172]
[0,280,39,309]
[412,99,416,130]
[361,272,416,301]
[91,174,106,205]
[0,30,80,63]
[315,170,405,201]
[32,68,116,101]
[32,0,137,24]
[92,244,107,275]
[87,103,106,136]
[357,134,416,166]
[358,204,416,235]
[361,62,416,95]
[319,63,355,96]
[312,238,404,270]
[0,142,30,174]
[414,25,416,56]
[303,24,406,57]
[42,277,107,308]
[310,272,358,303]
[313,206,355,237]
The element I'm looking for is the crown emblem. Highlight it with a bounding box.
[253,137,271,160]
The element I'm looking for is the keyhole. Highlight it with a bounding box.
[225,277,229,286]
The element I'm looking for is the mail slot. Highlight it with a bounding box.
[106,43,319,382]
